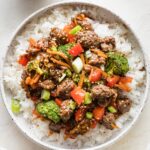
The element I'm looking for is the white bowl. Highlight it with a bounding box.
[1,1,150,150]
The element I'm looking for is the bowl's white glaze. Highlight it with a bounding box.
[1,1,150,150]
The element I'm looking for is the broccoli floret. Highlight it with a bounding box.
[65,69,72,78]
[27,60,43,75]
[36,101,60,123]
[58,43,74,58]
[105,52,129,76]
[72,73,80,83]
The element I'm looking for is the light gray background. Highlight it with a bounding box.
[0,0,150,150]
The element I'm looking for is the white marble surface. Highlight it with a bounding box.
[0,0,150,150]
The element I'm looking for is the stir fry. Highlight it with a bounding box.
[16,12,133,138]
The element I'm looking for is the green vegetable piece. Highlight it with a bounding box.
[36,101,60,123]
[41,89,50,101]
[58,43,74,58]
[86,112,93,119]
[84,78,91,88]
[72,73,80,83]
[51,46,57,51]
[108,106,117,113]
[65,69,72,77]
[47,111,60,123]
[27,60,43,75]
[11,98,21,114]
[36,103,48,117]
[69,100,76,110]
[69,25,82,35]
[84,92,92,105]
[45,101,60,114]
[72,57,83,73]
[105,52,129,76]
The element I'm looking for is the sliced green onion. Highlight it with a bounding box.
[85,50,92,58]
[11,98,21,114]
[69,101,76,110]
[69,25,82,35]
[86,112,93,119]
[84,92,92,105]
[41,89,50,101]
[108,106,117,113]
[72,57,83,73]
[58,73,66,82]
[51,46,57,51]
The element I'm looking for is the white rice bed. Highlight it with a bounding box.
[4,7,146,148]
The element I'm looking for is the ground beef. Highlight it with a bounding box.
[60,100,74,122]
[49,27,68,45]
[56,79,75,99]
[100,36,116,52]
[88,53,105,66]
[72,12,93,31]
[49,67,63,82]
[76,30,100,49]
[117,99,132,114]
[69,119,92,135]
[36,38,50,51]
[91,84,117,107]
[102,113,115,130]
[49,121,64,133]
[38,80,55,90]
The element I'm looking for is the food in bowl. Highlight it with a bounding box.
[3,6,146,148]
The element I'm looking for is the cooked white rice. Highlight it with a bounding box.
[3,6,146,149]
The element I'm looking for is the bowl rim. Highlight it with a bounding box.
[1,1,150,150]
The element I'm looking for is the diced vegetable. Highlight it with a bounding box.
[119,76,133,84]
[69,25,82,35]
[36,101,60,123]
[69,44,83,57]
[41,89,50,101]
[89,68,102,82]
[11,98,21,114]
[27,60,43,75]
[105,52,129,76]
[65,69,72,77]
[58,73,66,82]
[84,78,91,88]
[69,100,76,110]
[71,87,86,105]
[86,112,93,119]
[58,43,74,58]
[75,108,85,122]
[93,107,105,121]
[18,55,29,66]
[107,75,120,87]
[84,92,92,105]
[85,50,92,58]
[55,98,62,107]
[72,73,80,83]
[51,46,57,51]
[115,82,131,92]
[72,57,83,73]
[47,111,60,123]
[108,106,117,113]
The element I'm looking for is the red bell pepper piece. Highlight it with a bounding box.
[107,75,120,87]
[68,43,83,56]
[70,87,86,105]
[89,68,102,82]
[18,54,29,66]
[93,107,105,121]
